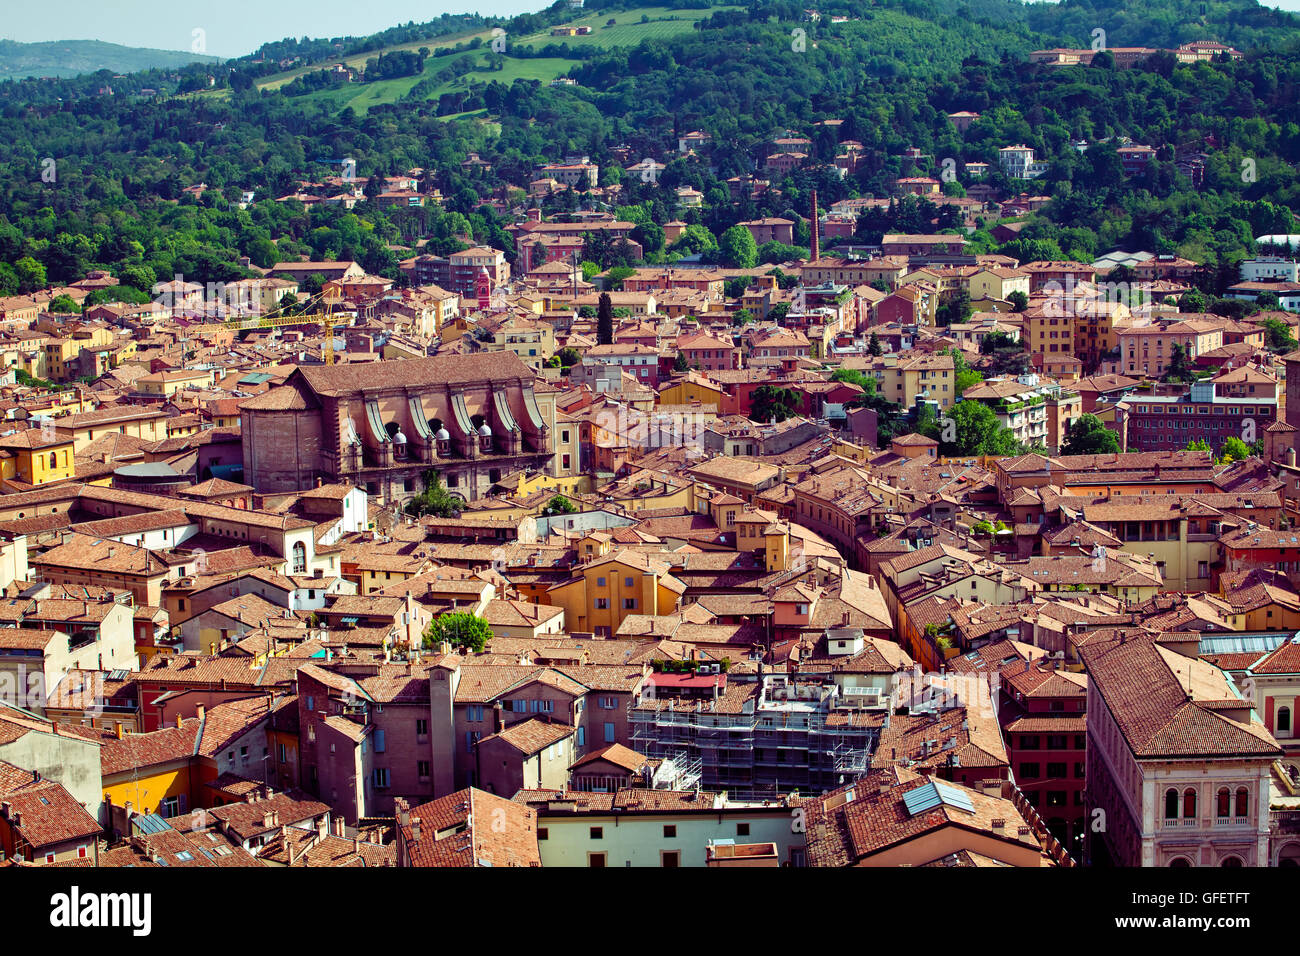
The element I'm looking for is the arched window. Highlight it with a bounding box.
[1235,787,1248,819]
[49,452,57,469]
[1220,856,1242,867]
[292,541,307,575]
[1183,788,1197,820]
[1164,788,1178,819]
[1280,706,1292,733]
[1169,857,1191,867]
[1217,788,1231,819]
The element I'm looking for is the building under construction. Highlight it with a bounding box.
[629,672,885,797]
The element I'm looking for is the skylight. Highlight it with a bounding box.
[902,779,975,817]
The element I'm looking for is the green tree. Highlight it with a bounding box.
[596,292,613,346]
[673,351,690,372]
[84,285,151,307]
[1163,343,1195,383]
[718,224,758,269]
[423,612,492,654]
[931,401,1019,456]
[979,330,1018,354]
[605,266,636,291]
[868,332,883,356]
[949,348,983,396]
[1218,436,1252,463]
[1257,317,1299,354]
[936,290,972,327]
[542,494,578,516]
[13,256,46,294]
[750,385,799,423]
[668,224,717,257]
[1061,414,1120,456]
[405,471,463,518]
[724,276,752,298]
[47,294,80,314]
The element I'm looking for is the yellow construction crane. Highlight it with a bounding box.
[224,289,349,364]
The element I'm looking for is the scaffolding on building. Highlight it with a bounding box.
[628,677,882,794]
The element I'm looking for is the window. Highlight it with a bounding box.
[623,598,637,610]
[373,768,390,788]
[1235,787,1249,818]
[1019,763,1040,780]
[416,719,428,737]
[590,826,603,840]
[624,577,634,588]
[595,598,609,610]
[1279,706,1292,733]
[291,541,307,574]
[1047,762,1067,779]
[661,850,680,867]
[1183,788,1197,819]
[588,852,607,867]
[596,577,607,587]
[737,823,750,837]
[538,827,548,841]
[374,730,386,753]
[604,722,616,743]
[663,825,677,838]
[1217,787,1231,819]
[417,761,430,780]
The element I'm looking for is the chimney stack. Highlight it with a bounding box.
[809,189,820,263]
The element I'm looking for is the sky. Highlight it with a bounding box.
[4,0,1300,58]
[1,1,544,59]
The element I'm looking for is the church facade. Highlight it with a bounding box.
[240,353,556,505]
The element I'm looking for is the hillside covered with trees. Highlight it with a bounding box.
[0,0,1296,297]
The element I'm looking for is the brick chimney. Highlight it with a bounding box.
[809,189,820,263]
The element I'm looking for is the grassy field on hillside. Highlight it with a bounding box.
[512,6,729,49]
[255,28,493,91]
[252,5,740,114]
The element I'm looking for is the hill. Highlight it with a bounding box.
[0,0,1297,310]
[256,5,740,114]
[0,39,219,80]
